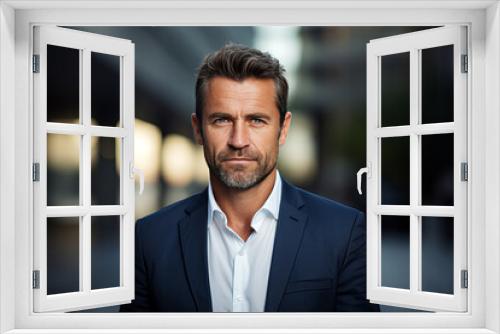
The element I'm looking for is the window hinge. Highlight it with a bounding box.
[33,163,40,182]
[33,270,40,289]
[32,55,40,73]
[461,269,468,289]
[461,54,468,73]
[461,162,468,181]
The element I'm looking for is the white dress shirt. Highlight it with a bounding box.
[207,172,282,312]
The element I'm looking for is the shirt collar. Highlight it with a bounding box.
[207,171,282,233]
[207,182,224,228]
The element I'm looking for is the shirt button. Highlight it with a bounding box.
[236,296,243,302]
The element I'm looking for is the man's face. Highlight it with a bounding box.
[192,76,291,190]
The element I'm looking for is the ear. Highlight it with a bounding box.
[278,111,292,146]
[191,113,204,145]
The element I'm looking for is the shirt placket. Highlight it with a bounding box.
[232,239,250,312]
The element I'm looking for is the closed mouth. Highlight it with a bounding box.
[224,158,255,161]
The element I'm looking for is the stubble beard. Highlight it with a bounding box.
[206,148,277,190]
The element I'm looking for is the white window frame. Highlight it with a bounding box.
[365,26,468,312]
[0,1,499,333]
[32,26,136,312]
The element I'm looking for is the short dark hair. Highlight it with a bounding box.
[195,44,289,124]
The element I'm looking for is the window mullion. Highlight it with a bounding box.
[81,48,92,294]
[409,48,420,294]
[80,215,91,293]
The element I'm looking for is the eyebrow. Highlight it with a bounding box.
[207,112,232,120]
[206,112,272,121]
[246,113,272,120]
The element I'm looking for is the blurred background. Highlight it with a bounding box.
[45,26,455,313]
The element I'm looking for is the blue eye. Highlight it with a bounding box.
[251,118,265,124]
[214,118,229,124]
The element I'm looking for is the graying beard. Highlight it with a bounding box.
[215,160,276,190]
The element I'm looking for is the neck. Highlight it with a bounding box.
[210,169,277,240]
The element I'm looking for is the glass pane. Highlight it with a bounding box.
[381,136,410,205]
[47,217,80,295]
[421,133,454,206]
[91,137,121,205]
[91,52,120,127]
[47,45,80,123]
[422,217,454,294]
[381,52,410,127]
[47,134,80,206]
[381,215,410,289]
[91,216,120,290]
[421,45,454,124]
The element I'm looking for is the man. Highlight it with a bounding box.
[120,44,379,312]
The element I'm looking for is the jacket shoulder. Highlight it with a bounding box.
[136,191,205,231]
[296,187,362,221]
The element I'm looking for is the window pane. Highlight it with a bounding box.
[91,52,120,127]
[47,45,80,124]
[421,45,454,124]
[91,216,120,290]
[47,217,80,295]
[381,215,410,289]
[381,136,410,205]
[47,134,80,206]
[421,133,454,206]
[381,52,410,127]
[422,216,454,294]
[91,137,121,205]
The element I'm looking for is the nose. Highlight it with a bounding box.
[228,120,250,150]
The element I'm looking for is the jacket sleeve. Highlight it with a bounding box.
[119,219,154,312]
[335,211,380,312]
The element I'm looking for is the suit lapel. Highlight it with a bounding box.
[178,190,213,312]
[264,180,308,312]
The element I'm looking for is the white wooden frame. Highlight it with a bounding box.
[366,26,468,312]
[32,26,135,312]
[0,1,499,333]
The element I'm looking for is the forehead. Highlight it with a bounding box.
[204,77,278,115]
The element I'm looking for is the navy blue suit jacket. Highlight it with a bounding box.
[120,179,379,312]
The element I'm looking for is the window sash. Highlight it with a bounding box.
[32,26,135,312]
[366,26,468,312]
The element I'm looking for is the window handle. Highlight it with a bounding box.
[130,162,145,195]
[357,163,371,195]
